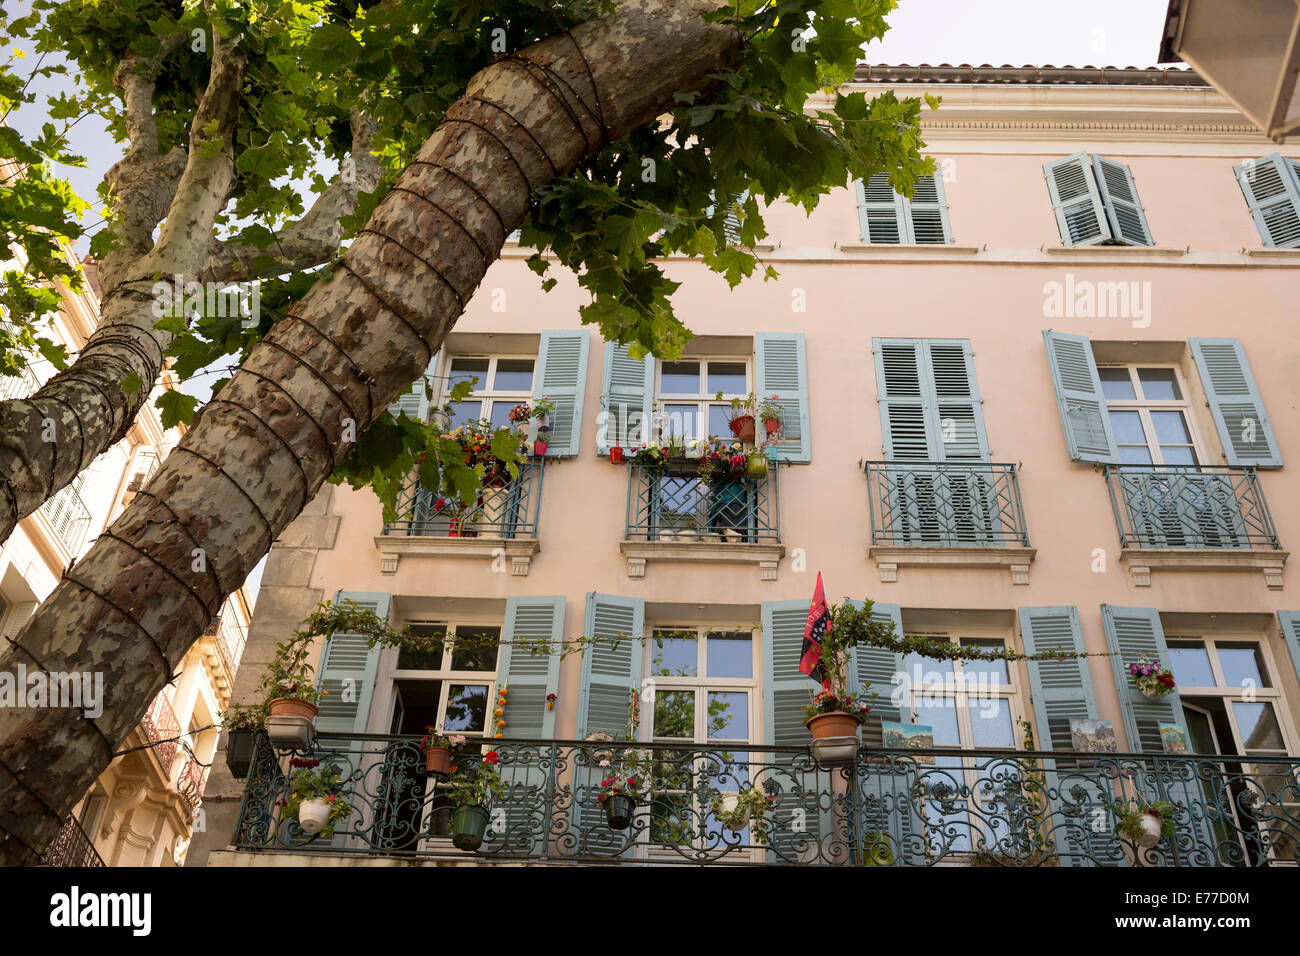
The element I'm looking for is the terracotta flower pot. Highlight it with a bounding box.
[425,746,452,776]
[604,793,635,830]
[764,418,781,436]
[805,711,863,740]
[451,804,489,851]
[268,697,318,721]
[533,439,548,456]
[729,415,756,443]
[297,798,331,835]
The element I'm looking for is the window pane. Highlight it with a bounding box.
[449,358,489,389]
[489,402,514,431]
[1109,410,1146,444]
[651,631,698,677]
[450,626,499,671]
[450,400,482,429]
[654,690,695,739]
[958,639,1008,684]
[1138,368,1181,400]
[660,361,700,394]
[1217,643,1269,690]
[1151,411,1192,444]
[968,698,1014,748]
[1232,701,1285,751]
[1099,368,1136,400]
[707,691,748,740]
[905,650,953,683]
[707,405,732,440]
[707,362,746,395]
[1168,641,1214,687]
[663,403,698,439]
[1160,446,1197,466]
[398,625,445,670]
[493,358,534,391]
[914,700,961,772]
[706,631,753,678]
[1119,445,1154,465]
[443,684,489,732]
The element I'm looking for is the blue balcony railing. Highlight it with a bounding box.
[381,459,544,538]
[1104,465,1280,550]
[865,461,1030,547]
[625,460,779,543]
[232,734,1299,867]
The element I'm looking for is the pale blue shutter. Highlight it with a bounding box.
[533,330,589,457]
[855,174,908,243]
[1189,338,1282,468]
[755,332,810,463]
[1042,331,1119,463]
[1017,606,1108,867]
[1092,155,1154,246]
[926,340,988,461]
[1276,611,1300,685]
[905,174,953,244]
[597,341,654,455]
[875,339,933,460]
[1234,153,1300,248]
[387,351,439,421]
[486,595,564,857]
[844,599,906,724]
[1100,605,1188,753]
[573,593,644,857]
[1043,152,1111,247]
[314,590,389,735]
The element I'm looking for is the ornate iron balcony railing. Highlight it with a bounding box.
[232,734,1299,867]
[41,814,105,868]
[176,751,209,817]
[625,460,780,543]
[141,692,181,776]
[865,461,1030,547]
[1104,465,1280,550]
[381,459,544,538]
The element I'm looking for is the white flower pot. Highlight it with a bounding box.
[718,792,751,832]
[1140,687,1163,701]
[297,798,331,835]
[1135,813,1163,848]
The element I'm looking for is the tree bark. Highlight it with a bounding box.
[0,0,741,863]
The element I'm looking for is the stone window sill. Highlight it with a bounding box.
[1119,548,1288,590]
[374,534,540,576]
[620,540,785,581]
[868,545,1037,585]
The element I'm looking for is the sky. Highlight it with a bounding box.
[7,0,1176,605]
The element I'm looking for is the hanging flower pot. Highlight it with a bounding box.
[225,727,257,779]
[764,417,781,437]
[746,453,768,480]
[609,446,624,464]
[268,697,318,721]
[533,439,548,456]
[604,793,635,830]
[297,798,332,835]
[1140,687,1165,701]
[728,414,756,443]
[1135,813,1163,848]
[451,804,490,851]
[806,711,863,740]
[425,746,452,776]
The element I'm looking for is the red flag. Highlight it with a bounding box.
[800,572,832,690]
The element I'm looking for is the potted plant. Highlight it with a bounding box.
[221,702,266,779]
[746,446,770,480]
[1128,660,1176,700]
[720,392,757,443]
[531,396,555,456]
[447,751,505,850]
[420,726,465,776]
[757,394,783,437]
[508,401,532,436]
[1113,800,1177,849]
[281,758,353,838]
[609,443,624,464]
[804,688,873,741]
[629,443,667,471]
[597,767,644,830]
[709,786,775,845]
[260,635,326,748]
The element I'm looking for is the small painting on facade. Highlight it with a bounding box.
[882,720,935,765]
[1069,718,1117,753]
[1159,722,1188,754]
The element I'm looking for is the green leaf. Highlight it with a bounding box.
[156,390,199,429]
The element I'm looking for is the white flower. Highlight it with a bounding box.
[598,759,611,768]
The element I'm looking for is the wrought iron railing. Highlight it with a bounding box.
[232,735,1299,867]
[176,752,209,817]
[41,814,106,867]
[865,461,1030,547]
[141,692,181,776]
[39,480,92,555]
[380,459,544,538]
[625,460,780,543]
[1104,465,1280,550]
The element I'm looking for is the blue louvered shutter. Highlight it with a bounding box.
[533,330,589,457]
[1189,338,1282,468]
[484,596,564,857]
[855,174,908,244]
[905,174,953,244]
[875,339,933,460]
[1043,152,1111,247]
[1276,612,1300,686]
[387,351,439,421]
[926,340,988,462]
[597,341,654,455]
[1234,153,1300,248]
[755,332,810,463]
[844,599,907,725]
[1042,330,1119,463]
[573,593,644,858]
[315,591,389,735]
[1017,606,1109,867]
[1092,155,1154,246]
[1100,605,1188,753]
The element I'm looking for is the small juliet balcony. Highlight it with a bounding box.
[864,461,1036,585]
[375,459,545,576]
[620,459,784,581]
[1103,465,1288,589]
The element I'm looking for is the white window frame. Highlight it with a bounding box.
[1100,363,1208,467]
[654,357,752,444]
[442,354,537,432]
[387,621,502,738]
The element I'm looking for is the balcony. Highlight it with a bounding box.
[864,461,1036,584]
[228,734,1300,867]
[41,815,105,867]
[621,459,784,580]
[140,692,181,776]
[1103,465,1288,588]
[176,751,209,818]
[376,459,544,576]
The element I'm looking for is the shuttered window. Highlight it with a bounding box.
[1234,153,1300,248]
[874,338,988,461]
[855,173,952,244]
[1188,338,1282,468]
[1043,152,1153,247]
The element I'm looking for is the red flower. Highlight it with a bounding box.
[449,765,458,773]
[484,750,500,765]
